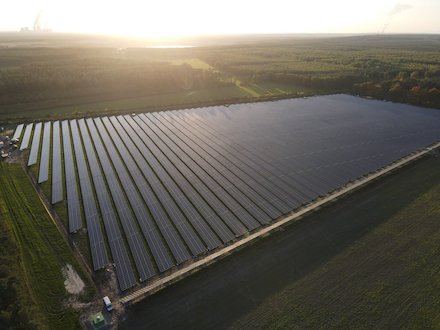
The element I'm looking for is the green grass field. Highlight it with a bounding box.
[0,162,93,329]
[1,85,247,122]
[169,58,214,70]
[233,155,440,329]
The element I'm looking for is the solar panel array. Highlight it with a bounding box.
[38,122,51,183]
[28,122,42,166]
[19,123,33,150]
[18,95,440,291]
[12,124,24,141]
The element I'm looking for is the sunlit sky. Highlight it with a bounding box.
[1,0,439,37]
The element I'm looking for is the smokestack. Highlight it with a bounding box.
[33,11,42,31]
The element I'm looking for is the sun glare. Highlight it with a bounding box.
[2,0,440,37]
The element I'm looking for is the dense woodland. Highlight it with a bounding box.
[0,53,226,106]
[0,34,439,120]
[200,35,440,107]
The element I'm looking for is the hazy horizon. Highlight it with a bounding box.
[1,0,439,38]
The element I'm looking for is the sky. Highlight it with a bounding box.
[0,0,439,37]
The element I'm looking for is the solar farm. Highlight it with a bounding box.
[13,94,440,292]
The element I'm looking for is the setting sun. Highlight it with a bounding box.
[1,0,440,37]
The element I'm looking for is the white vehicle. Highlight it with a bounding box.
[103,296,113,312]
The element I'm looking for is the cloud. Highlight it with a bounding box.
[389,3,413,16]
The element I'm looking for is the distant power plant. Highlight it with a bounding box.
[20,11,52,32]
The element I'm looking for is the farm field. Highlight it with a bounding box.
[13,94,440,293]
[120,153,440,329]
[0,162,92,329]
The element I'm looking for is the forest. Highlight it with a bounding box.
[199,35,440,107]
[0,34,439,121]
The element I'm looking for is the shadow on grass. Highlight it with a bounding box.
[121,155,440,329]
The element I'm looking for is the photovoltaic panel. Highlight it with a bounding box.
[113,116,227,257]
[78,118,137,291]
[70,120,108,270]
[111,116,207,257]
[136,114,261,231]
[158,112,294,211]
[61,120,82,232]
[19,123,33,150]
[121,115,247,237]
[51,121,63,204]
[89,117,157,282]
[152,113,286,219]
[28,123,42,166]
[102,116,180,272]
[107,116,223,251]
[38,122,51,184]
[12,124,24,141]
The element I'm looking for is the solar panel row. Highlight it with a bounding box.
[152,113,285,219]
[79,118,136,291]
[91,117,157,282]
[136,114,261,231]
[132,115,223,250]
[115,116,241,243]
[164,114,310,206]
[19,123,33,150]
[187,111,338,196]
[12,124,24,141]
[51,121,63,204]
[159,112,297,212]
[102,117,180,271]
[118,117,206,256]
[180,112,325,200]
[122,115,248,237]
[70,120,109,270]
[38,122,51,183]
[28,122,42,166]
[61,121,82,233]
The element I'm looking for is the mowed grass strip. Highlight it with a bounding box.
[0,162,92,330]
[233,156,440,329]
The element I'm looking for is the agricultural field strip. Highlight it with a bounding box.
[70,119,108,269]
[108,116,191,267]
[19,123,33,150]
[37,121,51,183]
[147,113,277,222]
[92,117,157,281]
[27,122,41,166]
[113,116,239,243]
[12,123,24,140]
[78,118,137,291]
[61,120,82,232]
[51,121,63,204]
[134,114,261,231]
[156,111,293,214]
[101,117,176,272]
